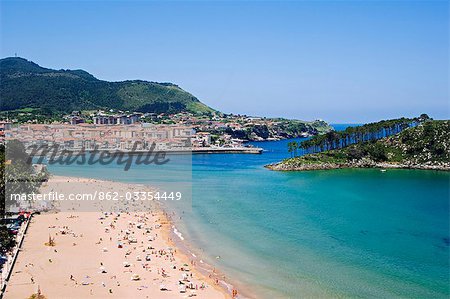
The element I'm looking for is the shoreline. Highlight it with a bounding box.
[265,161,450,172]
[27,146,264,156]
[159,209,252,299]
[4,175,236,299]
[162,211,254,299]
[154,211,236,298]
[164,219,247,297]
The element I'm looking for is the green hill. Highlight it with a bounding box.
[0,57,215,114]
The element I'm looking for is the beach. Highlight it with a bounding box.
[4,147,448,298]
[4,176,230,299]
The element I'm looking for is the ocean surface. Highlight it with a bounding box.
[47,124,450,298]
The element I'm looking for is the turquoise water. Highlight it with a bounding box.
[47,132,450,298]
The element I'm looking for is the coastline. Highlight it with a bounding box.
[163,216,253,299]
[162,211,255,299]
[265,161,450,172]
[157,212,238,298]
[160,208,253,299]
[4,176,234,299]
[30,147,264,156]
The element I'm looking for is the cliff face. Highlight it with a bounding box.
[267,120,450,171]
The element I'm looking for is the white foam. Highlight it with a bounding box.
[172,226,184,241]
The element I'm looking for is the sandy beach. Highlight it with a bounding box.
[4,176,230,299]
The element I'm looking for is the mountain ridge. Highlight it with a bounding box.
[0,57,215,114]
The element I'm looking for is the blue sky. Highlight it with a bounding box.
[1,1,448,123]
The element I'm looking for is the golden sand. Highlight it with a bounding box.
[4,176,230,299]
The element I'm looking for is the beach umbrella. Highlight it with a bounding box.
[102,247,108,252]
[131,274,140,281]
[123,261,130,267]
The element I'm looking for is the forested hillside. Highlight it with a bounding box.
[0,57,215,114]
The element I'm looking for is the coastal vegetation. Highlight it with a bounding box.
[267,119,450,171]
[212,118,331,141]
[0,141,49,251]
[0,108,64,124]
[0,144,16,252]
[298,114,429,155]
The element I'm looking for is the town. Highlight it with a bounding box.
[0,109,331,151]
[1,122,266,154]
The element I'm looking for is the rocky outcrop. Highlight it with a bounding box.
[265,159,450,171]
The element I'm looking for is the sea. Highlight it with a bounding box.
[47,124,450,298]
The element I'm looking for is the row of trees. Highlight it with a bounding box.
[297,115,429,155]
[0,143,16,252]
[1,141,49,252]
[287,141,300,158]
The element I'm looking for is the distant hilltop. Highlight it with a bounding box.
[0,57,215,115]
